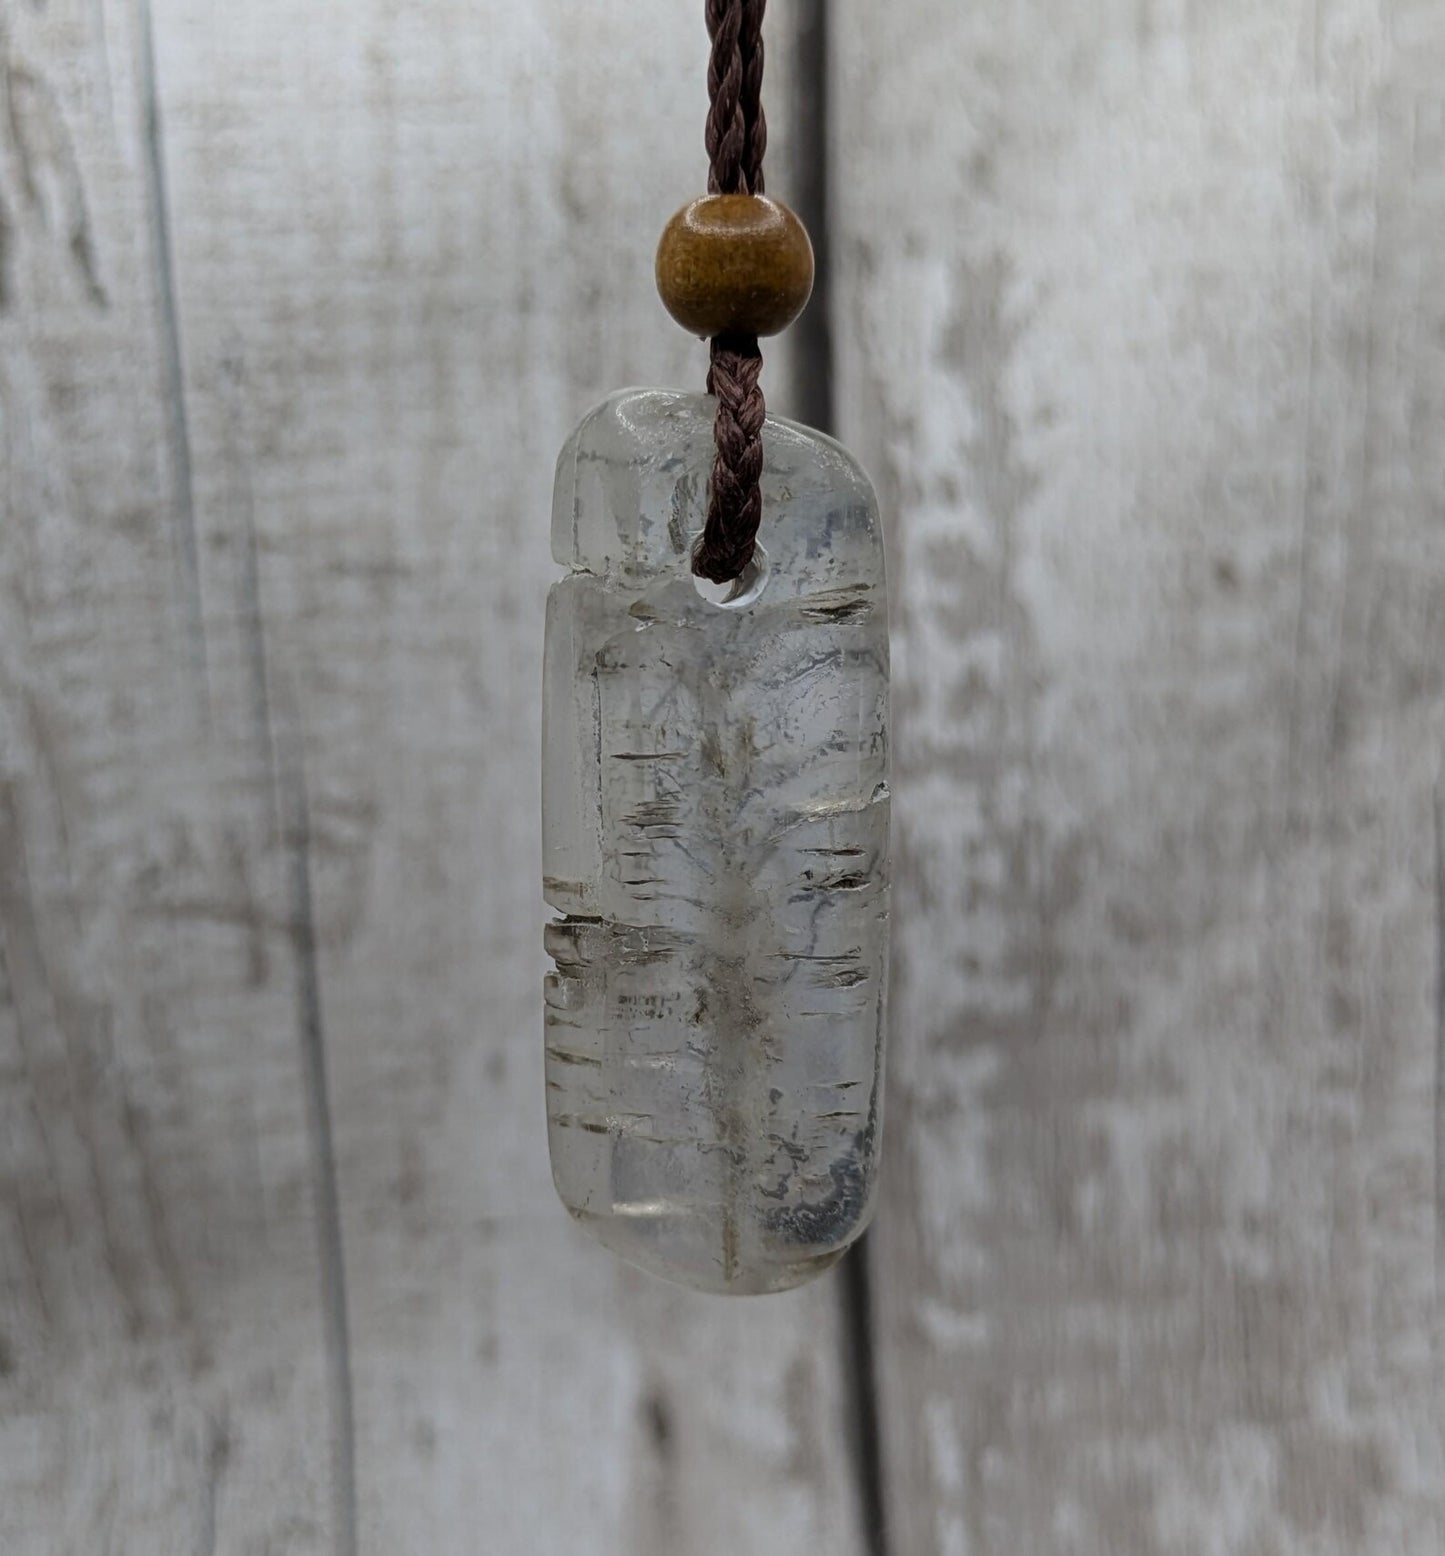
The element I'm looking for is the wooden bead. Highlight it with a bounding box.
[655,195,814,340]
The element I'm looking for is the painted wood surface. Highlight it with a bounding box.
[833,1,1445,1552]
[7,0,1445,1551]
[0,3,866,1554]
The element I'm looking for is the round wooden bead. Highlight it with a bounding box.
[655,195,814,340]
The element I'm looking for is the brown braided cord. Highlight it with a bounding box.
[694,0,768,585]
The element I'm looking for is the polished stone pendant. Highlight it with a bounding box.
[543,389,890,1294]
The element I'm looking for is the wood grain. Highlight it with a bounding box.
[0,0,338,1549]
[0,1,864,1553]
[834,1,1445,1551]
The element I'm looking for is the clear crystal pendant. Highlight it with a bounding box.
[542,389,890,1294]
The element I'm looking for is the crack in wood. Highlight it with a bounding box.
[276,701,359,1556]
[1435,779,1445,1323]
[232,411,357,1556]
[792,4,890,1550]
[136,0,209,711]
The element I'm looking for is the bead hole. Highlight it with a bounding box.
[692,543,770,610]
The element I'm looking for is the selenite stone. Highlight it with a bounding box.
[542,389,890,1295]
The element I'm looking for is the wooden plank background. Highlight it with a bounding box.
[836,2,1445,1553]
[1,1,1442,1552]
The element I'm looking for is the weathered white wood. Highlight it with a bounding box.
[0,1,338,1551]
[835,1,1445,1551]
[0,0,863,1552]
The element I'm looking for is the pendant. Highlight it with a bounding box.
[543,389,890,1293]
[544,1,889,1293]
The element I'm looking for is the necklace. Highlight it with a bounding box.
[542,0,890,1295]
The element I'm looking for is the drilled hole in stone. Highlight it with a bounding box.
[691,543,770,610]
